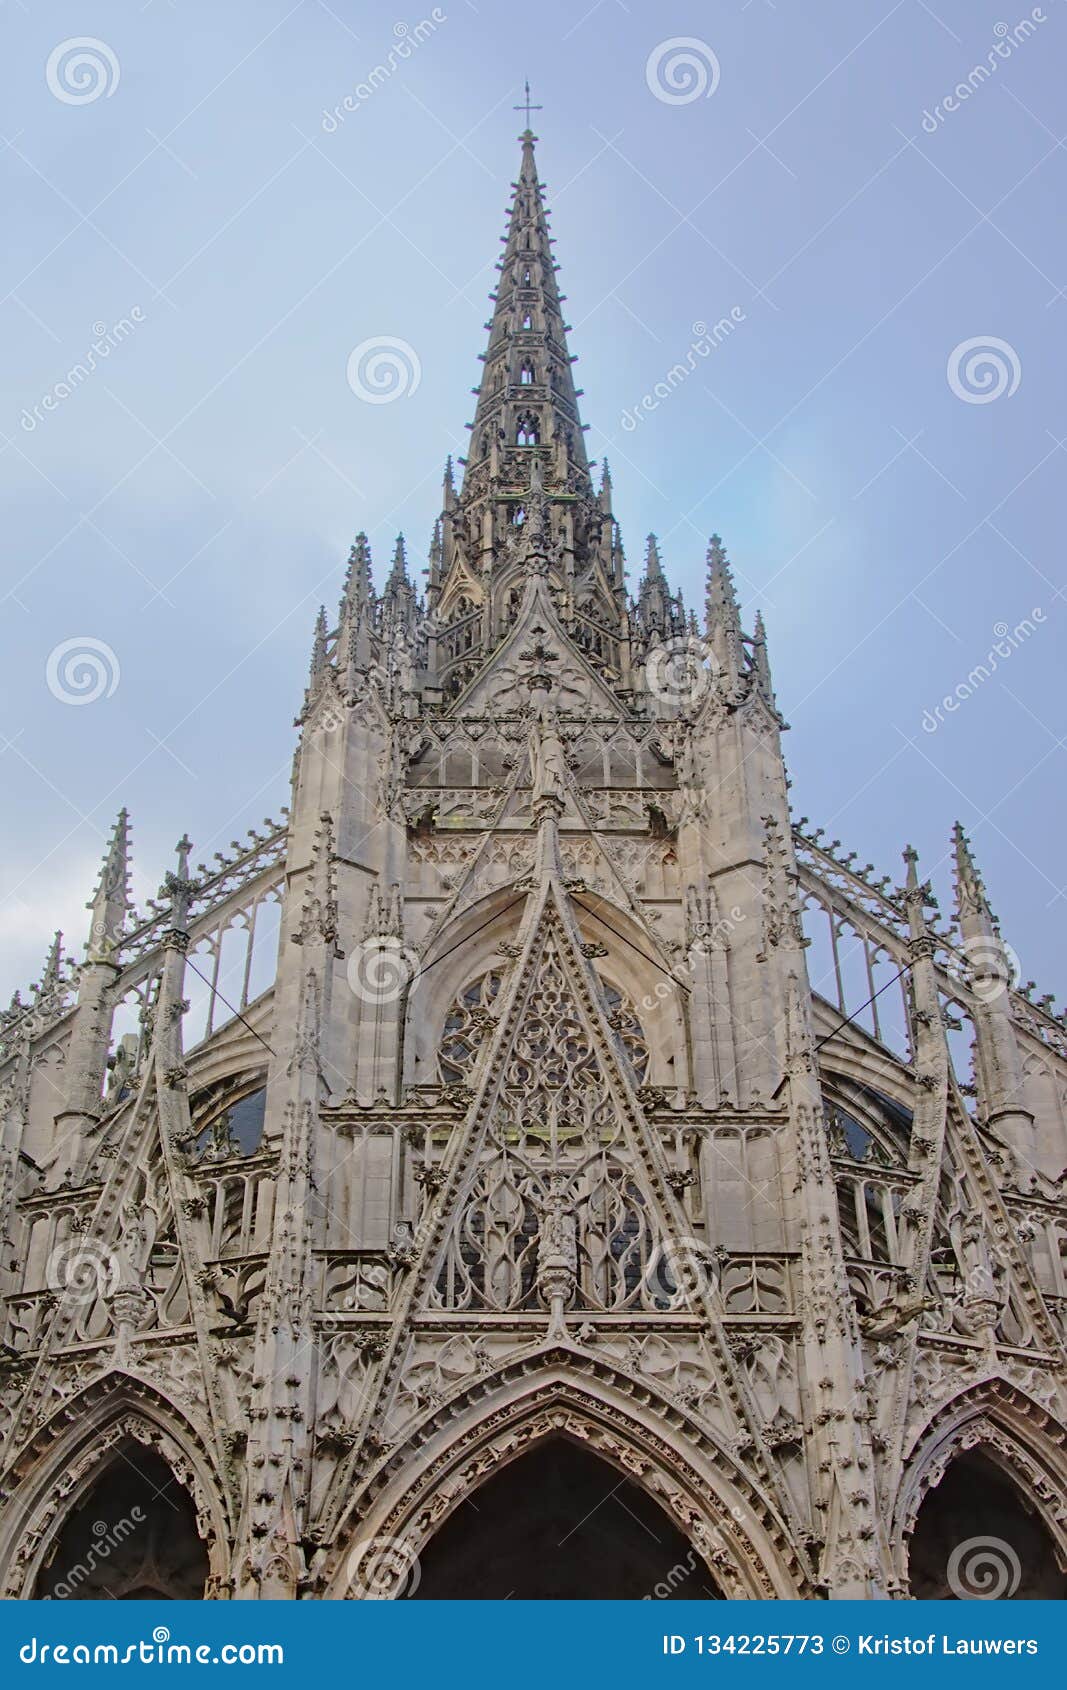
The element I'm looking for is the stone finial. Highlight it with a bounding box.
[952,822,996,927]
[86,809,131,961]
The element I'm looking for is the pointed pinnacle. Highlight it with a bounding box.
[309,606,329,683]
[87,809,131,958]
[37,930,64,995]
[752,610,775,697]
[952,821,994,922]
[342,533,372,614]
[387,533,410,591]
[643,534,664,580]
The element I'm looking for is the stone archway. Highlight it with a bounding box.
[32,1441,209,1600]
[908,1450,1067,1600]
[0,1380,231,1600]
[324,1361,807,1599]
[894,1379,1067,1599]
[408,1435,722,1599]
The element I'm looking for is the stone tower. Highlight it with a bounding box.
[0,128,1065,1604]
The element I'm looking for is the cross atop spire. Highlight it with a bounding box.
[514,79,542,135]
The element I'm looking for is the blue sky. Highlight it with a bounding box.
[1,0,1064,1003]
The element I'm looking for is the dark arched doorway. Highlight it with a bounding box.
[33,1444,209,1600]
[408,1438,723,1599]
[908,1450,1067,1599]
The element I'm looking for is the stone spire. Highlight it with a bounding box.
[337,534,374,681]
[86,809,131,961]
[704,534,743,696]
[950,824,1033,1158]
[637,534,672,634]
[751,610,777,711]
[52,810,132,1157]
[381,534,418,642]
[952,821,996,927]
[467,124,588,481]
[308,606,329,690]
[340,532,372,619]
[427,518,443,597]
[34,931,64,1000]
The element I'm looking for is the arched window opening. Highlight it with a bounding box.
[406,1439,722,1599]
[516,413,540,446]
[193,1086,266,1161]
[825,1100,875,1161]
[908,1451,1067,1599]
[33,1445,209,1600]
[520,310,533,331]
[519,361,534,385]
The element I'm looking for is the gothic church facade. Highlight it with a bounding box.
[1,131,1065,1602]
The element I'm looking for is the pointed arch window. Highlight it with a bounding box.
[33,1445,209,1600]
[520,310,534,331]
[516,413,540,446]
[519,361,535,385]
[192,1085,266,1162]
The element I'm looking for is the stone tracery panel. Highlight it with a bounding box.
[431,948,665,1313]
